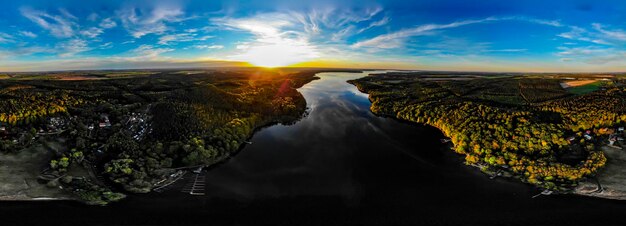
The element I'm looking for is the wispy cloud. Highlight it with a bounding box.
[558,26,608,45]
[357,16,390,33]
[117,4,185,38]
[193,45,224,50]
[19,31,37,38]
[557,23,626,46]
[483,49,527,53]
[352,17,499,49]
[57,39,91,57]
[130,45,174,59]
[99,42,113,49]
[20,7,77,38]
[555,46,626,65]
[592,23,626,41]
[99,18,117,29]
[211,5,388,65]
[352,16,564,50]
[0,33,15,43]
[158,33,213,45]
[80,27,104,38]
[290,6,383,35]
[212,12,320,65]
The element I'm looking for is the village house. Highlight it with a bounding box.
[99,114,112,128]
[0,122,7,138]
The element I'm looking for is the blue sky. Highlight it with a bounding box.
[1,0,626,72]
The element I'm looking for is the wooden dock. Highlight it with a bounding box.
[181,173,206,196]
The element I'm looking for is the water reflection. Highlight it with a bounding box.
[198,71,456,202]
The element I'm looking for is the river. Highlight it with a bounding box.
[2,71,626,226]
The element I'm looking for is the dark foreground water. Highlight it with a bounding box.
[3,72,626,226]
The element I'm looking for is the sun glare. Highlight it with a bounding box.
[236,43,319,68]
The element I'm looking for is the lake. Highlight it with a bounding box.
[2,71,626,226]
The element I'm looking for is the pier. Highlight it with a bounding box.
[181,173,206,196]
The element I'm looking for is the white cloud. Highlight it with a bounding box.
[194,45,224,50]
[554,46,626,65]
[20,7,77,38]
[352,18,498,49]
[99,42,113,49]
[558,23,626,46]
[352,16,566,50]
[357,16,390,33]
[209,6,397,66]
[1,46,53,59]
[332,25,356,42]
[0,33,15,43]
[212,12,321,66]
[130,45,174,59]
[158,33,213,45]
[558,26,587,40]
[557,26,609,45]
[80,27,104,38]
[515,17,563,27]
[117,5,184,38]
[99,18,117,29]
[592,23,626,41]
[59,8,78,20]
[19,31,37,38]
[483,49,528,53]
[57,39,91,57]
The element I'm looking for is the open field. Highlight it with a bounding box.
[56,75,104,81]
[560,80,598,88]
[567,81,603,95]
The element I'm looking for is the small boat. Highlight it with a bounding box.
[440,138,451,143]
[489,170,503,179]
[244,141,253,144]
[532,189,553,198]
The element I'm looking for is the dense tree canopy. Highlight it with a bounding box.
[350,73,623,189]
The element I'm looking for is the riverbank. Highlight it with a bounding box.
[574,146,626,200]
[0,145,75,201]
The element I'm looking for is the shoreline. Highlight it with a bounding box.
[0,73,322,205]
[573,146,626,200]
[349,78,626,202]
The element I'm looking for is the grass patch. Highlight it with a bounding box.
[568,81,602,95]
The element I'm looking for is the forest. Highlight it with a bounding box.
[349,72,626,190]
[0,68,323,204]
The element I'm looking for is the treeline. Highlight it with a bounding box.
[540,89,626,131]
[0,69,320,203]
[0,89,84,125]
[99,71,316,192]
[350,75,622,189]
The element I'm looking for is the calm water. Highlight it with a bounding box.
[3,72,626,226]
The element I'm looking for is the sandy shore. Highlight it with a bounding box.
[574,146,626,200]
[0,146,74,201]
